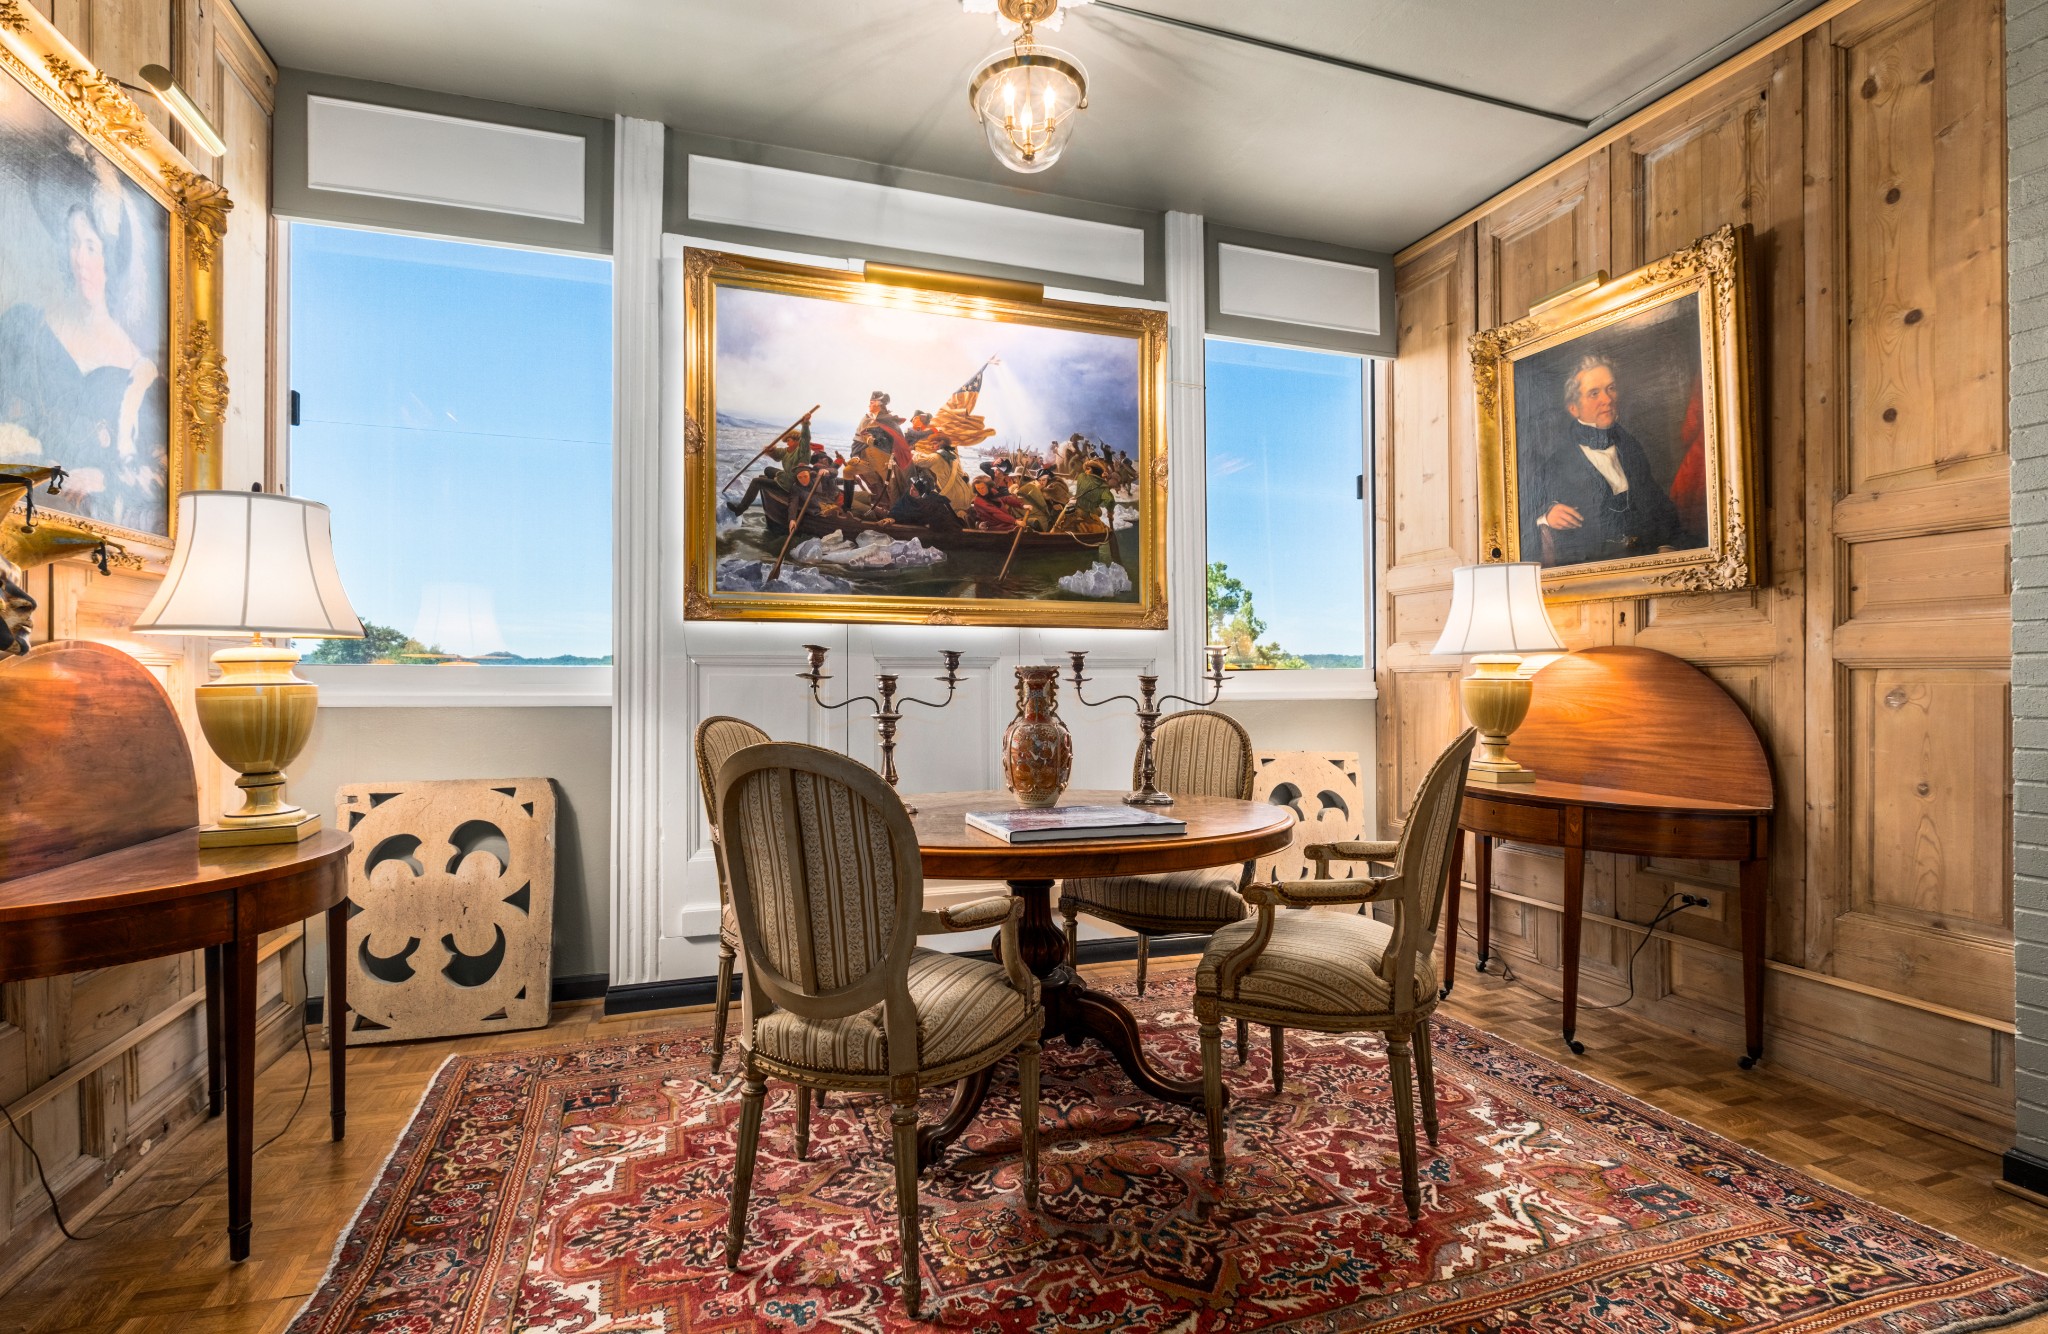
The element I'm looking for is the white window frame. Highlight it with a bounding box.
[274,221,616,708]
[1200,334,1376,702]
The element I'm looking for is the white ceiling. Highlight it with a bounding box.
[234,0,1828,253]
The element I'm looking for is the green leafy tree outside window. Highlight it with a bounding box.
[302,619,445,665]
[1205,562,1307,669]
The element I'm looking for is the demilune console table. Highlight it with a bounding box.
[0,641,352,1261]
[1439,647,1774,1067]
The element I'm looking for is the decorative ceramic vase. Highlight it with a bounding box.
[1002,665,1073,808]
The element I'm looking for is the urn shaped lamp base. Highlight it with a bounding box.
[1461,655,1539,786]
[194,642,322,847]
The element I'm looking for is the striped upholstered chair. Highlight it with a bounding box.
[694,714,770,1075]
[717,742,1042,1316]
[1059,710,1258,997]
[1196,727,1476,1220]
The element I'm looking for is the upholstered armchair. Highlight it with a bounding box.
[717,741,1043,1316]
[1195,728,1476,1220]
[694,714,770,1074]
[1059,709,1257,998]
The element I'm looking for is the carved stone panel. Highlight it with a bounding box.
[337,778,557,1044]
[1251,751,1364,884]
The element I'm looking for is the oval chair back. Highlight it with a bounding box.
[1148,709,1255,799]
[1152,709,1256,889]
[696,715,771,877]
[716,742,927,1079]
[1380,728,1477,1014]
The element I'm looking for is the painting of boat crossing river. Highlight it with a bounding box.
[683,249,1167,629]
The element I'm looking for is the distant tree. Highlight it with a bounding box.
[302,619,444,664]
[1205,562,1307,669]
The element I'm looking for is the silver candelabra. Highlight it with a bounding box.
[1065,646,1229,806]
[800,645,965,813]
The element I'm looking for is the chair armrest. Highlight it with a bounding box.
[1244,876,1397,909]
[1304,839,1398,868]
[918,894,1019,935]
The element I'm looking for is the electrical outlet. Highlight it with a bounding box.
[1675,892,1718,918]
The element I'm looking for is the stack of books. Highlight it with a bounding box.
[964,804,1188,844]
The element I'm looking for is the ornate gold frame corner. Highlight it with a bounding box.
[0,1,230,565]
[682,248,1168,629]
[1470,223,1759,603]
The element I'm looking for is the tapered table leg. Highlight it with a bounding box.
[1739,855,1766,1068]
[223,932,256,1261]
[1474,835,1494,972]
[203,944,224,1117]
[326,901,348,1140]
[1559,807,1587,1056]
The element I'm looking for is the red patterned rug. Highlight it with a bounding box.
[289,979,2048,1333]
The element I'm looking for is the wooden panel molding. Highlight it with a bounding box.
[1383,0,2012,1143]
[0,0,287,1293]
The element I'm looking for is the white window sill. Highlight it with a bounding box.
[1214,667,1378,702]
[302,664,613,708]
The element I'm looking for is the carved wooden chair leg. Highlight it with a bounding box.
[889,1093,923,1315]
[1235,1017,1250,1065]
[1270,1026,1286,1094]
[1062,903,1079,965]
[795,1086,812,1160]
[1387,1028,1422,1220]
[1134,934,1150,995]
[725,1061,768,1269]
[1018,1039,1041,1210]
[1199,1016,1226,1179]
[1414,1016,1440,1145]
[711,941,736,1074]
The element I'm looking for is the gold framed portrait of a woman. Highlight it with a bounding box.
[0,2,230,564]
[1469,223,1760,602]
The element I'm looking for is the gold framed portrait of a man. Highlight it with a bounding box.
[1469,223,1759,602]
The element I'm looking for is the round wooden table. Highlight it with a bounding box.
[907,790,1294,1167]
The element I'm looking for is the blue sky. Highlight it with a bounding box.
[1204,339,1367,659]
[288,224,613,660]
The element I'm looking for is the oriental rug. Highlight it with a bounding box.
[288,980,2048,1333]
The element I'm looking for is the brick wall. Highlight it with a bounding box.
[2010,0,2048,1169]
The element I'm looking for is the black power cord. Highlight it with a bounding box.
[1580,891,1709,1012]
[0,941,317,1243]
[1449,890,1711,1033]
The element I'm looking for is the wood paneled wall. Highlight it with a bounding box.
[1381,0,2015,1146]
[2,0,285,1291]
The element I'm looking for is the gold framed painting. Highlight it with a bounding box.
[683,248,1167,628]
[0,0,230,566]
[1470,223,1759,602]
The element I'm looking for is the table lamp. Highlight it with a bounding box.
[133,491,363,845]
[1431,562,1565,784]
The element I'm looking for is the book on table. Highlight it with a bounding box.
[964,804,1188,844]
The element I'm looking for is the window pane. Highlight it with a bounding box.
[1204,339,1366,669]
[288,224,612,664]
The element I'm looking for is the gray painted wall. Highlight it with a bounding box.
[293,706,613,993]
[2011,0,2048,1161]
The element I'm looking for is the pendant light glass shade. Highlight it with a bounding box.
[969,40,1088,174]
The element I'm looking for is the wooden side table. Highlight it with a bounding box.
[1435,647,1774,1067]
[0,829,352,1260]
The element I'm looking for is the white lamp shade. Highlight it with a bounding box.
[133,491,364,638]
[1431,562,1565,657]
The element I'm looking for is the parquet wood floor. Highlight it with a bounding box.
[2,957,2044,1333]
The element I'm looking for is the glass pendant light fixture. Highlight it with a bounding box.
[967,0,1089,174]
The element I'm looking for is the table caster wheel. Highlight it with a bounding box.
[1564,1035,1585,1055]
[1438,984,1451,1001]
[1475,956,1489,974]
[1739,1054,1759,1070]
